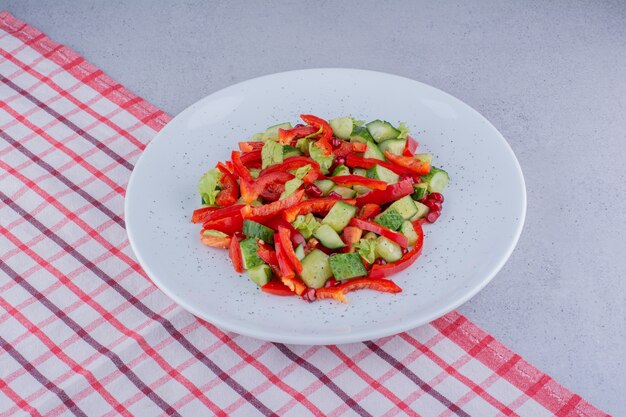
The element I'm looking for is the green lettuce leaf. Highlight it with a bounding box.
[198,168,222,205]
[397,122,410,140]
[280,178,303,199]
[308,142,333,175]
[294,164,312,180]
[353,238,377,264]
[261,140,284,169]
[292,213,320,239]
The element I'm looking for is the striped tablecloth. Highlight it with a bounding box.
[0,11,609,417]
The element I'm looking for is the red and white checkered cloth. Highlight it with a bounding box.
[0,11,609,417]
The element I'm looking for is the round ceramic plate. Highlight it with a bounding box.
[125,69,526,345]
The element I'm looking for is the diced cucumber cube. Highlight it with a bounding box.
[422,166,449,193]
[242,220,275,244]
[366,120,401,143]
[400,221,418,246]
[314,179,335,196]
[378,139,407,156]
[248,264,272,286]
[363,141,385,160]
[329,253,367,280]
[352,168,367,177]
[409,201,429,221]
[282,145,302,158]
[387,195,418,220]
[300,249,332,288]
[375,236,402,262]
[350,126,374,143]
[313,224,345,249]
[331,164,350,176]
[322,201,357,232]
[329,117,354,139]
[375,208,404,231]
[367,164,399,184]
[330,185,357,199]
[240,238,264,270]
[412,183,428,200]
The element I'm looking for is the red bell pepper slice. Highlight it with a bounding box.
[231,151,253,182]
[349,218,409,248]
[331,175,388,191]
[352,142,367,153]
[191,206,219,223]
[238,141,264,152]
[369,222,424,279]
[300,114,332,155]
[283,197,356,223]
[264,218,306,246]
[355,179,413,206]
[277,125,318,144]
[332,141,353,158]
[197,204,244,225]
[215,164,239,207]
[240,171,294,203]
[358,204,382,220]
[260,156,321,184]
[240,149,262,164]
[202,214,244,235]
[241,190,305,222]
[229,235,244,273]
[261,280,295,296]
[275,237,306,296]
[257,241,278,266]
[341,226,363,253]
[199,232,231,248]
[315,278,402,303]
[345,153,415,176]
[384,151,431,175]
[403,135,418,156]
[277,226,303,273]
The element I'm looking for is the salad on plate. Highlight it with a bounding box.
[192,115,449,303]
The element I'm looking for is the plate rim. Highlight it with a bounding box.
[125,68,527,345]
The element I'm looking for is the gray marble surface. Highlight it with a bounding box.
[2,0,624,414]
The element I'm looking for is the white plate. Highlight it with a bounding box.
[125,69,526,345]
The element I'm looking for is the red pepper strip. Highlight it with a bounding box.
[403,135,418,157]
[277,226,303,273]
[260,156,322,184]
[345,153,415,176]
[241,190,305,223]
[257,241,278,266]
[300,114,333,155]
[277,125,318,144]
[355,179,413,206]
[198,204,245,225]
[199,232,231,248]
[275,238,306,296]
[261,280,295,296]
[352,142,367,153]
[316,278,402,303]
[215,164,239,207]
[384,151,431,175]
[349,217,409,248]
[231,151,253,182]
[369,222,424,279]
[283,197,357,223]
[240,171,294,203]
[341,227,363,253]
[264,218,306,246]
[331,175,388,191]
[358,204,382,220]
[229,234,244,273]
[191,206,218,223]
[238,141,264,152]
[332,141,353,158]
[202,214,244,235]
[240,149,262,164]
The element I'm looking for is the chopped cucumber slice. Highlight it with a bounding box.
[329,117,354,139]
[331,164,350,176]
[300,249,332,289]
[422,167,449,193]
[350,126,374,143]
[313,224,345,249]
[378,139,406,156]
[295,244,305,260]
[412,183,428,200]
[242,220,274,244]
[248,264,272,286]
[363,141,385,161]
[367,164,399,184]
[292,213,320,239]
[375,208,404,231]
[314,179,335,196]
[363,232,378,240]
[322,201,357,232]
[409,201,429,221]
[240,238,264,270]
[400,221,418,246]
[388,195,418,220]
[352,185,371,196]
[282,145,302,158]
[330,185,357,199]
[376,236,402,262]
[329,253,367,280]
[352,168,367,177]
[366,120,401,143]
[263,122,292,141]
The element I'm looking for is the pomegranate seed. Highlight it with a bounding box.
[401,247,409,255]
[334,156,346,165]
[234,232,246,240]
[328,191,342,199]
[426,210,441,223]
[330,137,343,149]
[374,258,386,265]
[304,183,323,198]
[303,288,317,302]
[429,192,444,203]
[325,278,337,288]
[294,123,305,128]
[424,200,442,211]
